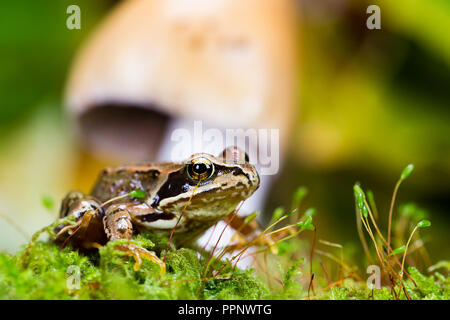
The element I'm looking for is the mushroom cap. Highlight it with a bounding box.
[65,0,299,159]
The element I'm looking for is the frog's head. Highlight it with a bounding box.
[155,146,260,224]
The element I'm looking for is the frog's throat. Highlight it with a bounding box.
[138,216,179,230]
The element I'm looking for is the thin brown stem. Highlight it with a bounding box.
[199,222,218,260]
[398,226,418,299]
[314,249,360,280]
[320,262,331,286]
[360,208,411,299]
[387,181,402,257]
[307,229,317,299]
[0,213,30,240]
[319,239,344,280]
[365,199,417,287]
[355,206,373,265]
[202,202,243,277]
[164,180,202,263]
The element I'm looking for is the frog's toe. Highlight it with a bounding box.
[115,243,166,275]
[82,241,103,250]
[55,223,78,238]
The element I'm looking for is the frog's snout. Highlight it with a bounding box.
[245,165,260,191]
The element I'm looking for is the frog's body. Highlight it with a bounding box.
[57,147,260,251]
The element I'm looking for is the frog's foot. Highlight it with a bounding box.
[231,227,294,256]
[56,209,97,247]
[56,191,106,249]
[238,233,279,254]
[55,223,78,238]
[228,214,284,254]
[115,243,166,275]
[82,241,103,250]
[260,225,298,254]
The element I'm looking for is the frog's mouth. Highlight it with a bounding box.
[137,215,179,230]
[78,103,172,161]
[135,210,179,230]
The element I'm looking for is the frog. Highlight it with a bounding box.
[55,146,260,273]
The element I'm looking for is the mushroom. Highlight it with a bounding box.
[65,0,299,164]
[65,0,300,259]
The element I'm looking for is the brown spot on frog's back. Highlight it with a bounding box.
[91,165,162,201]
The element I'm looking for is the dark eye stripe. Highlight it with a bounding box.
[137,212,175,222]
[152,169,191,207]
[152,164,250,207]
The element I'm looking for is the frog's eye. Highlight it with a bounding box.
[187,158,215,182]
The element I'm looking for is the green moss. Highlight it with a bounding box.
[0,233,447,300]
[0,242,99,299]
[311,266,450,300]
[1,166,448,300]
[0,237,269,300]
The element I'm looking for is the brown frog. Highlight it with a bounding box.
[55,146,259,272]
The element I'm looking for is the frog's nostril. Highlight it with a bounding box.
[221,146,248,164]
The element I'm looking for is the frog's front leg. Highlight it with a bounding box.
[103,203,166,274]
[55,191,106,249]
[227,214,282,254]
[103,204,134,240]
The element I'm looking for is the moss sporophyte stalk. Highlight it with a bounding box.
[0,164,448,299]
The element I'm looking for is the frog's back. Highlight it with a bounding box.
[90,164,167,203]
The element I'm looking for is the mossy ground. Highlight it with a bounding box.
[0,165,448,300]
[0,235,269,300]
[0,234,447,300]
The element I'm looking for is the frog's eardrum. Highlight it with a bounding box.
[64,0,299,162]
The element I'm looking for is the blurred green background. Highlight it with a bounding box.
[0,0,448,264]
